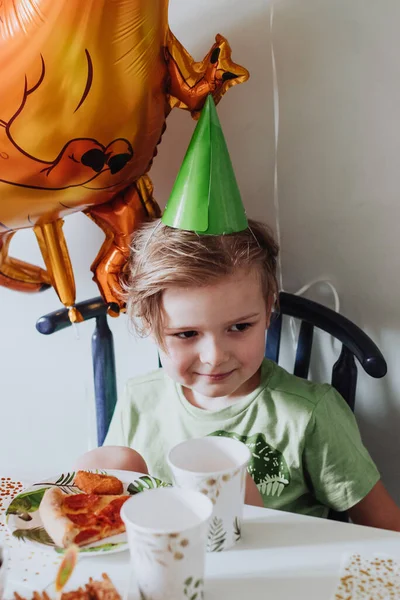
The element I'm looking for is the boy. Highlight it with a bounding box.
[76,97,400,528]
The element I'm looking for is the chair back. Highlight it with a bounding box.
[265,292,387,412]
[265,292,387,523]
[36,297,116,447]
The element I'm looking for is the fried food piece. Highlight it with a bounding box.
[86,573,122,600]
[74,471,123,495]
[13,574,120,600]
[14,593,52,600]
[33,594,51,600]
[60,589,88,600]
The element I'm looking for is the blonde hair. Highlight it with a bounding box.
[123,219,279,348]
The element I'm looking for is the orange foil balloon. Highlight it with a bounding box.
[0,0,249,318]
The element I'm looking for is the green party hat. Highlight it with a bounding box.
[162,95,248,234]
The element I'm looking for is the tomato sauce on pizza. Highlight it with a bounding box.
[39,475,130,548]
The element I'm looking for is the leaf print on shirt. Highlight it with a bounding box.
[208,431,290,498]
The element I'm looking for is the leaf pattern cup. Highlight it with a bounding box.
[168,437,251,551]
[121,488,213,600]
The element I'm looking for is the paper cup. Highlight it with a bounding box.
[121,487,213,600]
[168,437,251,551]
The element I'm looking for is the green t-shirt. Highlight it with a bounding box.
[105,359,380,518]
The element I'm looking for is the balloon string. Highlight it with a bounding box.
[294,278,340,313]
[71,322,80,339]
[269,4,340,351]
[68,317,96,449]
[290,279,341,351]
[68,313,80,340]
[270,2,283,292]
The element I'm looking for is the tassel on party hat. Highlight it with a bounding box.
[162,95,248,235]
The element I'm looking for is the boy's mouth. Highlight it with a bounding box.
[197,370,235,381]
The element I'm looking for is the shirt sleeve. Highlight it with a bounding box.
[303,387,380,512]
[103,382,139,447]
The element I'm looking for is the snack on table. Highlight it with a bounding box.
[55,544,78,594]
[87,574,121,600]
[74,472,123,496]
[39,488,129,547]
[13,573,121,600]
[63,574,121,600]
[14,592,52,600]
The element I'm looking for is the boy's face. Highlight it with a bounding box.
[158,267,271,403]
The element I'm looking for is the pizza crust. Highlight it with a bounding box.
[39,487,79,547]
[39,487,129,548]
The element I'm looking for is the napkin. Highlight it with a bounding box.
[0,478,62,591]
[333,553,400,599]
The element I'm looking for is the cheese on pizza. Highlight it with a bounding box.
[39,487,129,547]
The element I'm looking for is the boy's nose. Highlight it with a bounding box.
[199,337,229,366]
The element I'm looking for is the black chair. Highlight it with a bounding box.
[266,292,387,413]
[36,292,387,521]
[36,297,117,449]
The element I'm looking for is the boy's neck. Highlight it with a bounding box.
[182,368,262,411]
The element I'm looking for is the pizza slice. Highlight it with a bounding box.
[39,487,130,547]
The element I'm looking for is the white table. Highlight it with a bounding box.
[2,474,400,599]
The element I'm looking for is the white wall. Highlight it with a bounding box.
[2,0,399,503]
[273,0,400,502]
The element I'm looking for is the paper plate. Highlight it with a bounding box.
[5,469,169,556]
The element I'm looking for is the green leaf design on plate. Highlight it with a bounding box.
[12,527,55,546]
[128,475,170,495]
[207,517,226,552]
[34,472,77,494]
[55,542,126,554]
[54,472,75,486]
[6,487,48,520]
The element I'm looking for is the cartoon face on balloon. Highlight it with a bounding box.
[0,0,249,319]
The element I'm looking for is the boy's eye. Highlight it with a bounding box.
[230,323,252,332]
[174,331,198,339]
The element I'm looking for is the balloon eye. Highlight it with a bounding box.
[107,153,133,175]
[81,149,106,172]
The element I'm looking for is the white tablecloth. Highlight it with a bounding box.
[2,473,400,599]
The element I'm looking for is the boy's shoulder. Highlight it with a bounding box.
[126,367,166,384]
[123,368,174,407]
[264,359,336,410]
